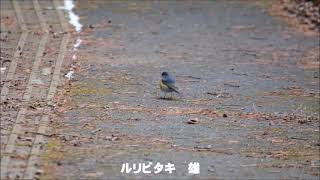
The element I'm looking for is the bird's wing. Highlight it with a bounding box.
[167,76,175,84]
[161,80,179,93]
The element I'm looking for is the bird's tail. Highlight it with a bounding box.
[173,88,180,94]
[171,86,180,94]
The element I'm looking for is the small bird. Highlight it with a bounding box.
[159,71,179,99]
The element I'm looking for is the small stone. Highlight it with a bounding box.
[41,67,51,76]
[71,140,80,146]
[223,113,228,118]
[104,136,112,140]
[208,165,215,173]
[111,137,119,141]
[91,128,102,134]
[186,118,199,124]
[25,137,33,142]
[35,169,43,175]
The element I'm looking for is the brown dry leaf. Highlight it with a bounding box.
[231,25,256,31]
[95,19,111,29]
[82,122,96,130]
[265,88,318,98]
[269,1,319,36]
[118,105,151,113]
[1,16,15,27]
[159,108,217,117]
[297,48,320,69]
[11,154,28,160]
[228,140,239,144]
[270,138,284,144]
[85,172,104,177]
[239,113,260,119]
[164,52,190,60]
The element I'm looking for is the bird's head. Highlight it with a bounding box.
[161,71,169,79]
[161,71,169,76]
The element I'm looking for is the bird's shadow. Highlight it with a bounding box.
[156,97,180,101]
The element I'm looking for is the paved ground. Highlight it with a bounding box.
[0,0,71,179]
[1,0,319,180]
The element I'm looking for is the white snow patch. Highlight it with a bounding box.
[65,71,74,80]
[73,38,82,49]
[59,0,85,80]
[58,0,84,80]
[59,0,82,32]
[0,67,6,74]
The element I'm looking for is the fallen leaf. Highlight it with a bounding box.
[186,118,199,124]
[270,138,284,144]
[228,140,239,144]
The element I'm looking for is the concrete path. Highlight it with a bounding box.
[1,0,319,179]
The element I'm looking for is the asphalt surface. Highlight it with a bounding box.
[18,0,320,179]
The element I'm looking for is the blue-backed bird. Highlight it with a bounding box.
[159,71,179,99]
